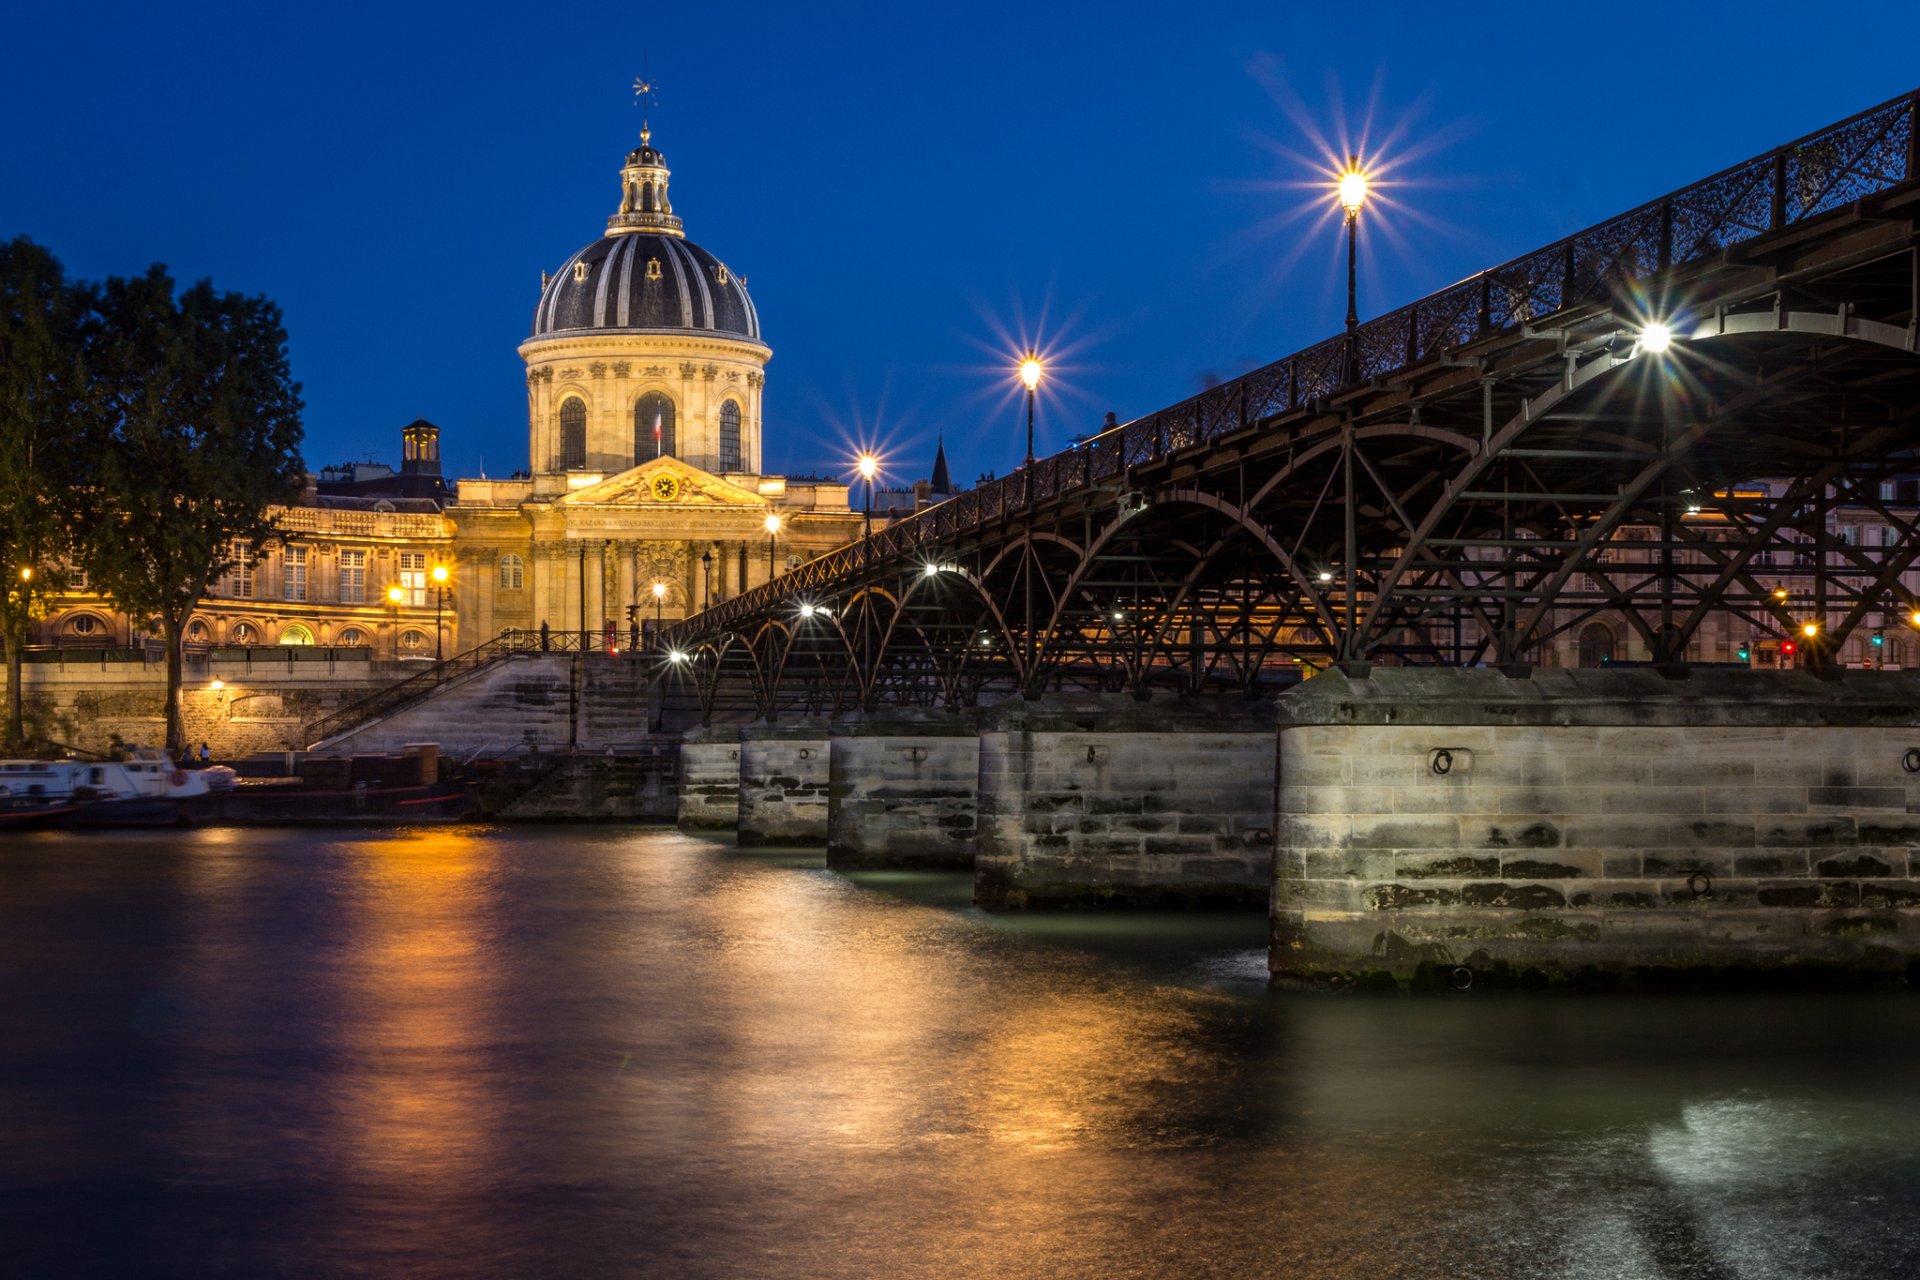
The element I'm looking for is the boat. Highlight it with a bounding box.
[0,748,214,826]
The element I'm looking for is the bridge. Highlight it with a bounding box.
[659,90,1920,725]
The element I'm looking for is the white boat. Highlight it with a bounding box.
[0,747,212,825]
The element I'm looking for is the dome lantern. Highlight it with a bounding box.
[608,126,684,238]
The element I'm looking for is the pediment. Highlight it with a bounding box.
[557,459,767,508]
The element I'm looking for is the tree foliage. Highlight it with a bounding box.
[0,237,87,748]
[82,266,305,754]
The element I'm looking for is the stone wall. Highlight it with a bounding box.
[975,693,1277,909]
[679,727,742,830]
[826,709,978,869]
[15,657,391,758]
[1274,668,1920,985]
[737,721,829,846]
[492,751,678,821]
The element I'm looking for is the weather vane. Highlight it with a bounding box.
[633,52,657,141]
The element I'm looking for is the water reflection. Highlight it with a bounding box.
[0,827,1915,1278]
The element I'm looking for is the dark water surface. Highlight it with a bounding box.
[3,826,1918,1279]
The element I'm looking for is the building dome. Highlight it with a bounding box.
[532,231,759,340]
[530,129,760,343]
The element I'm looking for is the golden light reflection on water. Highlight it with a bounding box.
[329,826,501,1187]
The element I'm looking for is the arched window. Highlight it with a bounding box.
[185,619,211,644]
[232,622,258,644]
[559,397,587,469]
[719,400,742,471]
[499,553,525,591]
[399,629,429,652]
[1577,623,1616,668]
[279,624,315,646]
[635,392,676,463]
[67,614,99,637]
[337,627,367,647]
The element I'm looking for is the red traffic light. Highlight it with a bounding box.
[1782,640,1797,656]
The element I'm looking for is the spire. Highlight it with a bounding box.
[609,77,684,237]
[929,434,952,495]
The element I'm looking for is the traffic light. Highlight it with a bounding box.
[625,603,639,623]
[1737,644,1750,661]
[1873,632,1885,647]
[1782,639,1797,657]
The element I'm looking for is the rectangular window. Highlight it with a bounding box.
[66,562,88,592]
[339,550,367,603]
[232,545,254,599]
[400,551,427,606]
[284,546,308,601]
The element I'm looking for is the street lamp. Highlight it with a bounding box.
[701,549,713,609]
[1338,156,1369,380]
[386,584,405,661]
[431,563,450,660]
[764,512,782,583]
[1020,353,1043,467]
[856,453,879,543]
[651,579,667,646]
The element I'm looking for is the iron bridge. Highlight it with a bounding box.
[661,90,1920,724]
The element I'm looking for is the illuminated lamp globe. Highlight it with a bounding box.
[1640,323,1674,355]
[1338,166,1369,215]
[856,454,879,481]
[1801,622,1820,638]
[431,564,449,585]
[1020,355,1043,391]
[652,581,668,601]
[764,513,782,535]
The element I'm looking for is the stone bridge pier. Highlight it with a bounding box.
[826,708,979,870]
[736,720,831,846]
[974,693,1278,909]
[1273,669,1920,985]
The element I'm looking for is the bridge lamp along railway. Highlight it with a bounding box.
[1337,157,1370,370]
[855,453,880,542]
[1019,353,1043,467]
[652,580,668,640]
[1638,322,1675,355]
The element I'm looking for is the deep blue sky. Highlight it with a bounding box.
[6,3,1917,491]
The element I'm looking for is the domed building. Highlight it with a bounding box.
[449,121,859,643]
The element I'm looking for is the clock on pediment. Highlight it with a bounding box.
[649,472,682,502]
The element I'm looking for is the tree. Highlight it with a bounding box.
[0,238,87,750]
[83,267,305,757]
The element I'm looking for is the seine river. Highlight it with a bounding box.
[2,826,1918,1279]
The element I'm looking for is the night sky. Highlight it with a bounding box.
[6,2,1917,493]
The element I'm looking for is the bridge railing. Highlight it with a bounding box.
[669,90,1918,643]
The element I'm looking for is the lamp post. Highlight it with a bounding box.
[651,580,667,649]
[701,549,713,609]
[856,453,879,546]
[1338,157,1369,383]
[764,513,781,584]
[431,564,450,660]
[1019,353,1043,468]
[386,584,405,660]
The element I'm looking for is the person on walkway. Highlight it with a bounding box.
[198,743,210,764]
[539,620,551,652]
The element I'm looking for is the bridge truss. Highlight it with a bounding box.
[662,91,1920,723]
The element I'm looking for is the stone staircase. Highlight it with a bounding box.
[312,651,658,756]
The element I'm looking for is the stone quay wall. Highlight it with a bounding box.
[321,654,653,756]
[1274,668,1920,984]
[975,694,1277,909]
[16,656,393,758]
[737,722,830,846]
[826,709,979,869]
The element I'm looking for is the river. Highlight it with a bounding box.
[1,825,1916,1278]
